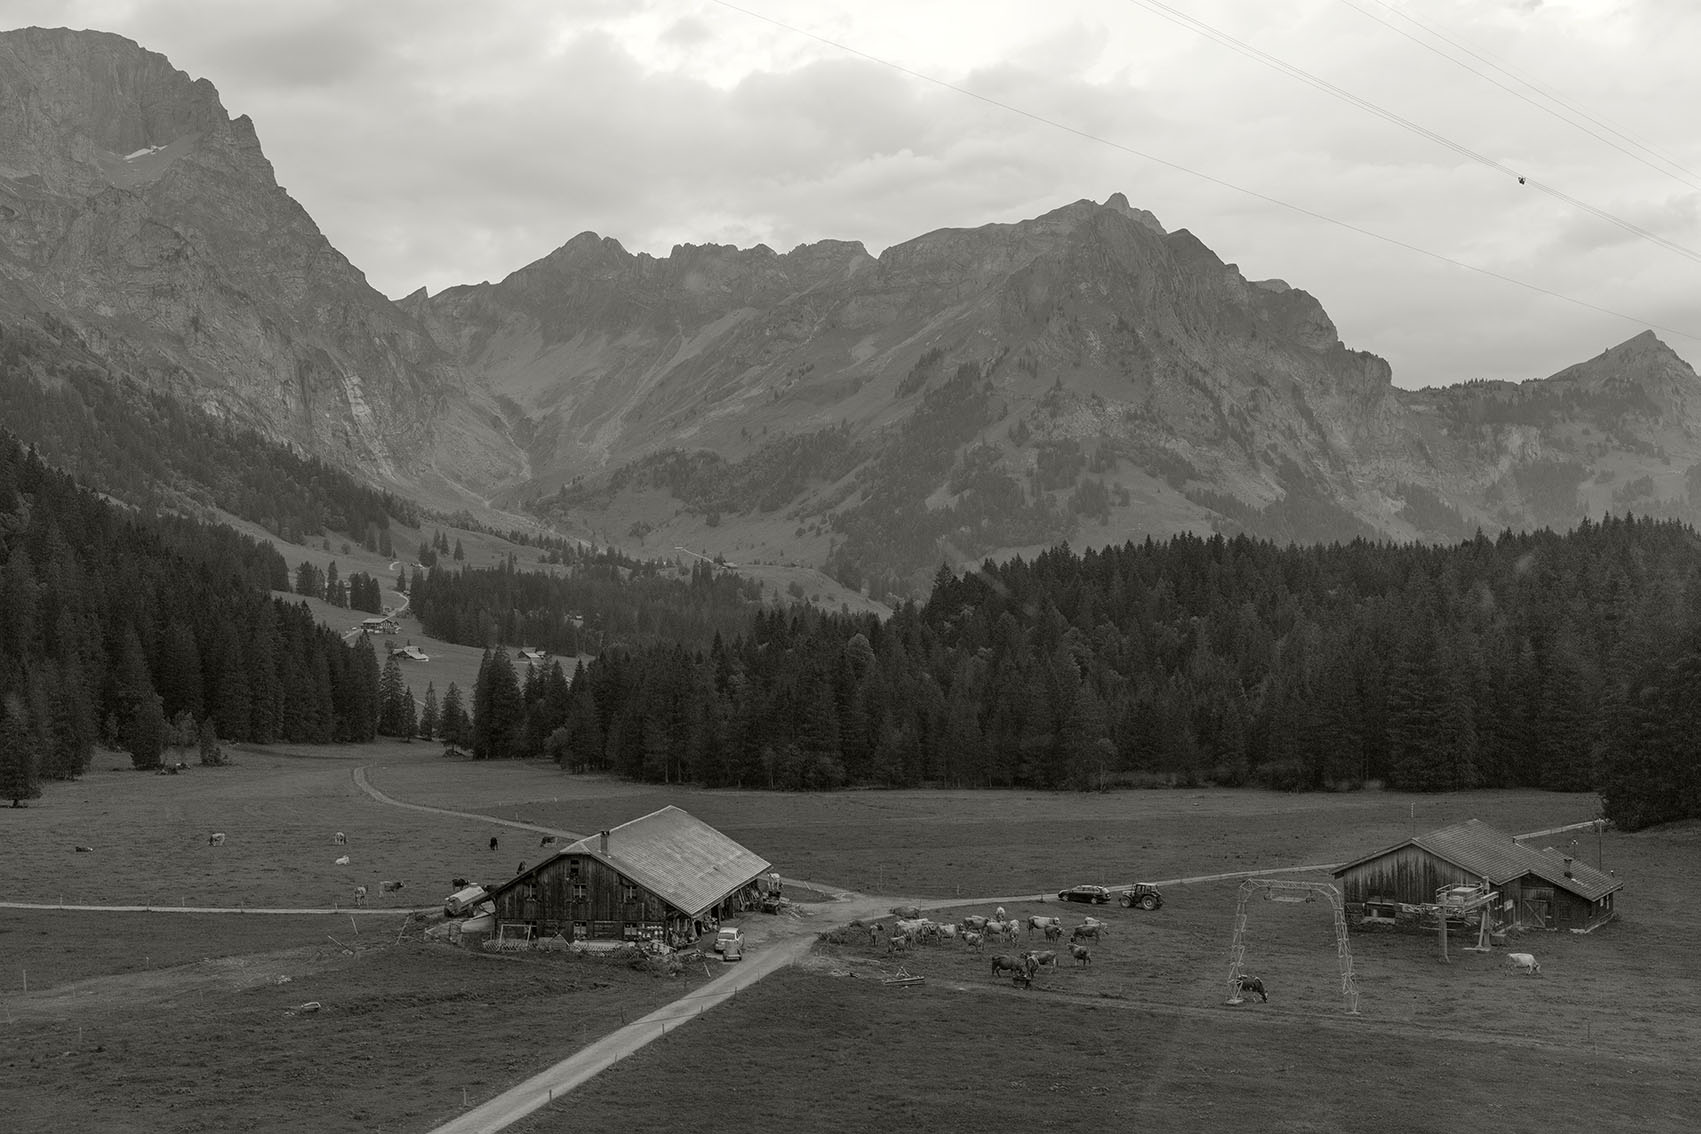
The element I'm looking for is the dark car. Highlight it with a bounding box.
[1057,884,1112,904]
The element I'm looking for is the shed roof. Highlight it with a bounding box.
[1332,819,1621,901]
[498,805,766,919]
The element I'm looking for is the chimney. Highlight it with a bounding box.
[1563,856,1574,878]
[599,829,610,855]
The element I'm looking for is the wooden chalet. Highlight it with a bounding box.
[482,806,771,947]
[1332,819,1621,934]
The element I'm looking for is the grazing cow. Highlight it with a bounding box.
[990,954,1026,978]
[489,836,498,852]
[890,905,922,920]
[937,924,959,941]
[334,855,350,866]
[353,886,367,907]
[1506,952,1541,975]
[962,931,984,953]
[1231,975,1268,1002]
[961,915,989,932]
[539,835,558,848]
[1044,923,1063,943]
[1070,944,1092,967]
[895,918,931,937]
[333,831,346,846]
[1011,969,1032,989]
[1070,925,1101,944]
[1082,916,1109,933]
[1029,915,1063,933]
[379,880,405,894]
[887,934,912,954]
[1025,949,1059,972]
[74,845,93,853]
[208,832,226,847]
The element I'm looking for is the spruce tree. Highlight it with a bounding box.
[440,682,470,754]
[378,654,408,736]
[0,703,42,806]
[419,682,439,740]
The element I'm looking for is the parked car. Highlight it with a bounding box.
[713,926,744,954]
[1119,882,1165,910]
[1057,884,1112,904]
[721,936,744,962]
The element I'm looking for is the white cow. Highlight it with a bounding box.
[353,886,367,907]
[1507,952,1541,974]
[208,832,226,847]
[334,855,351,866]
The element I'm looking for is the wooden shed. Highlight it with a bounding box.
[1332,819,1620,934]
[482,806,771,947]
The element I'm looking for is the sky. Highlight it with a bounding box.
[4,0,1700,388]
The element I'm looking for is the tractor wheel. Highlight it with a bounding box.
[1119,893,1135,908]
[1138,893,1159,911]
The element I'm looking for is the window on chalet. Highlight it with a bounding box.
[567,858,581,879]
[620,881,640,904]
[571,882,587,902]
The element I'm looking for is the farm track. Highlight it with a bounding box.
[351,764,585,843]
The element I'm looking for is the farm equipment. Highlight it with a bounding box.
[1119,883,1164,910]
[759,870,784,913]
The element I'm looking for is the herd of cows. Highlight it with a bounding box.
[863,904,1110,988]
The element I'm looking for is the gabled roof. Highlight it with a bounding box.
[489,806,770,919]
[566,806,770,918]
[1332,818,1622,900]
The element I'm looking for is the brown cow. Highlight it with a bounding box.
[1070,944,1092,967]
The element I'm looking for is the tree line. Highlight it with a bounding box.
[0,432,385,803]
[465,517,1699,829]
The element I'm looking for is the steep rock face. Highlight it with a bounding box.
[0,27,522,498]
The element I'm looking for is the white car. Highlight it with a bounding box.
[713,926,744,955]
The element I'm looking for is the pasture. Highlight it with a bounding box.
[2,744,1696,1133]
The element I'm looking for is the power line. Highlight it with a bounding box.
[704,0,1701,344]
[1120,0,1701,269]
[1341,0,1701,190]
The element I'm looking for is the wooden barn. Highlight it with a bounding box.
[482,806,771,947]
[1332,819,1621,934]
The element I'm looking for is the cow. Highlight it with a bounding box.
[1029,915,1063,933]
[451,877,470,889]
[936,924,959,941]
[895,918,931,937]
[208,832,226,847]
[1082,916,1110,934]
[866,923,885,947]
[986,919,1018,941]
[333,831,346,846]
[1044,923,1063,943]
[887,934,912,954]
[1070,944,1092,967]
[962,931,984,953]
[990,954,1026,978]
[994,906,1007,922]
[1011,969,1033,989]
[489,836,498,852]
[890,905,922,920]
[1232,975,1268,1002]
[74,845,93,853]
[353,886,367,907]
[334,855,350,866]
[961,915,989,932]
[539,835,558,848]
[379,880,405,894]
[1506,952,1541,975]
[1025,949,1059,972]
[1070,925,1101,944]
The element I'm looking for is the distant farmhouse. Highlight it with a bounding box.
[360,616,399,634]
[390,644,428,661]
[1332,819,1620,934]
[483,806,770,948]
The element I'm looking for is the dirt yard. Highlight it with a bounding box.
[2,743,1693,1133]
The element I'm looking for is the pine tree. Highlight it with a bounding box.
[0,702,43,806]
[419,682,439,741]
[378,654,408,736]
[440,682,470,754]
[453,538,465,561]
[401,686,418,739]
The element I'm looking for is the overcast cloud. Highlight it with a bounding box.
[3,0,1699,388]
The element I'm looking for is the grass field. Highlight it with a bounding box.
[2,744,1696,1133]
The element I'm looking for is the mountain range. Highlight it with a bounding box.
[6,26,1701,594]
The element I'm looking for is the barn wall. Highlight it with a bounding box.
[491,854,763,944]
[1336,846,1486,907]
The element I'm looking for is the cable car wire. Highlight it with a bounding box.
[705,0,1701,344]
